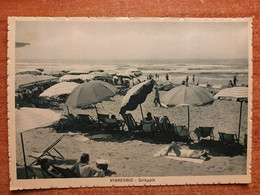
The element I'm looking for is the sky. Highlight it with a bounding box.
[15,19,250,60]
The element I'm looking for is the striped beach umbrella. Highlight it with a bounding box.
[214,87,248,142]
[161,85,214,131]
[120,80,154,119]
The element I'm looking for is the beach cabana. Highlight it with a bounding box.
[214,87,248,143]
[39,82,79,97]
[161,85,214,131]
[120,80,154,119]
[16,107,62,178]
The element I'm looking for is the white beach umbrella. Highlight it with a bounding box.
[39,82,79,97]
[161,85,214,130]
[16,107,62,178]
[214,87,248,142]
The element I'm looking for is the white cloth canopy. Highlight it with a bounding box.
[40,82,79,97]
[214,87,248,101]
[16,107,62,133]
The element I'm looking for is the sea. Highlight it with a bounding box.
[15,58,249,86]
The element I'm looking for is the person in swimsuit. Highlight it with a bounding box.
[164,141,210,160]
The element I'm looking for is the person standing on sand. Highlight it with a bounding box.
[166,73,169,81]
[192,75,195,83]
[154,88,161,107]
[233,76,238,86]
[186,76,189,86]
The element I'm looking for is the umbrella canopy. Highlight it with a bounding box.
[39,82,79,97]
[161,85,214,107]
[15,107,62,178]
[120,80,154,118]
[161,85,214,130]
[65,80,117,108]
[16,107,62,133]
[214,87,248,142]
[214,87,248,101]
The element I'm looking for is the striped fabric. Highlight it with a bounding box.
[214,87,248,101]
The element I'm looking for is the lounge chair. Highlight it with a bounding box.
[219,132,238,146]
[190,127,214,141]
[121,113,141,135]
[104,118,121,131]
[141,119,156,137]
[173,125,190,142]
[154,116,175,141]
[97,113,109,123]
[29,135,65,166]
[30,165,54,179]
[51,164,78,178]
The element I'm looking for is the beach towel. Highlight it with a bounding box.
[154,147,205,164]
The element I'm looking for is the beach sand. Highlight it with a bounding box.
[16,88,248,178]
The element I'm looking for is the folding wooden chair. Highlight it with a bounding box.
[173,125,190,142]
[97,113,109,123]
[190,127,214,142]
[51,164,78,178]
[219,132,238,146]
[30,165,51,178]
[29,135,65,166]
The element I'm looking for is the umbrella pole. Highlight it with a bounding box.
[238,101,243,143]
[187,106,190,131]
[139,104,144,120]
[94,105,100,125]
[66,106,70,115]
[20,133,28,179]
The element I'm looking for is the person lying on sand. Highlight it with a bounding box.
[70,153,105,178]
[164,142,210,160]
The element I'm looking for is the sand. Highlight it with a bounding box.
[15,88,248,179]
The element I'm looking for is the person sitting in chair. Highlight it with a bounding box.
[164,141,210,160]
[142,112,155,134]
[104,115,120,130]
[70,153,105,178]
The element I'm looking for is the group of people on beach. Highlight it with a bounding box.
[38,153,107,178]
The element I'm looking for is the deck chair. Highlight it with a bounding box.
[77,114,96,125]
[141,119,156,137]
[30,165,52,179]
[104,119,121,131]
[154,116,164,136]
[121,113,141,134]
[154,116,175,141]
[51,164,78,178]
[192,127,214,141]
[219,132,238,146]
[173,125,190,142]
[29,135,65,166]
[97,113,109,123]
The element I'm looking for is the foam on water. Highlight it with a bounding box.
[16,58,249,86]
